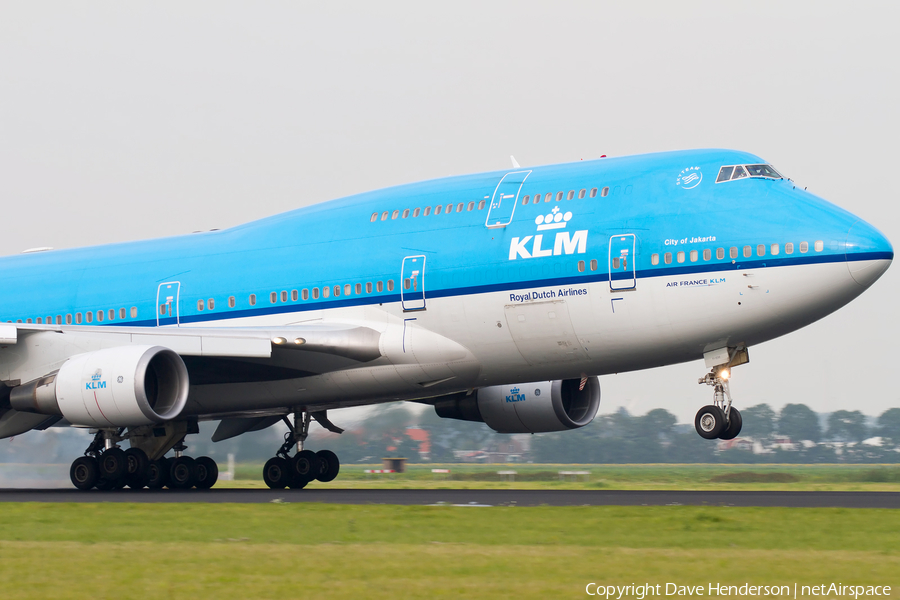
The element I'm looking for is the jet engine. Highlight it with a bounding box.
[10,345,189,427]
[432,377,600,433]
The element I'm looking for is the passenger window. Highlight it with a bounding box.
[334,285,341,297]
[577,260,585,272]
[302,289,309,300]
[590,259,598,271]
[716,166,734,183]
[68,314,74,324]
[323,286,330,298]
[291,290,298,301]
[478,200,486,210]
[730,247,738,259]
[312,288,320,299]
[281,291,288,302]
[567,190,575,200]
[85,312,93,323]
[743,246,752,258]
[578,189,586,199]
[109,309,115,320]
[815,240,824,252]
[731,166,748,180]
[228,296,235,308]
[800,241,808,253]
[404,278,411,289]
[785,242,794,254]
[381,211,388,221]
[377,281,384,292]
[345,284,352,296]
[556,192,563,201]
[664,252,672,265]
[198,299,205,311]
[209,298,215,310]
[122,308,128,319]
[131,307,137,318]
[97,311,103,322]
[56,315,62,324]
[690,250,698,262]
[446,204,453,214]
[270,292,277,303]
[601,187,609,197]
[613,257,621,269]
[651,253,659,265]
[589,188,597,198]
[391,210,399,220]
[770,244,779,256]
[366,282,372,293]
[355,283,362,295]
[370,212,378,222]
[250,294,257,306]
[435,205,443,215]
[716,248,725,260]
[457,203,464,212]
[387,280,395,291]
[424,206,432,216]
[522,196,529,205]
[468,202,475,211]
[413,208,420,217]
[704,249,711,261]
[677,251,685,263]
[402,209,409,219]
[757,244,765,257]
[36,317,42,324]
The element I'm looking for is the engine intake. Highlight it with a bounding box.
[433,377,600,433]
[10,345,189,427]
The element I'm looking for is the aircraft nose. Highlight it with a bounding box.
[846,218,893,287]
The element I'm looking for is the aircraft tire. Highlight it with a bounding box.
[194,456,218,490]
[99,448,127,481]
[291,450,321,484]
[315,450,340,482]
[263,457,290,489]
[169,456,198,489]
[124,448,150,489]
[70,456,100,490]
[719,408,743,440]
[694,405,726,439]
[147,459,168,489]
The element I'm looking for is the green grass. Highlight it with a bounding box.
[0,504,899,599]
[220,462,900,491]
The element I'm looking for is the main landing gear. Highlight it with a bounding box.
[263,410,341,490]
[69,428,219,491]
[694,368,743,441]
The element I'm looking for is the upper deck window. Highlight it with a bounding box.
[716,163,783,183]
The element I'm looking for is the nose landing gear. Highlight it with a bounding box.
[695,346,748,441]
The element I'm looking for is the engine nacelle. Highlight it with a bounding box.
[433,377,600,433]
[10,345,189,427]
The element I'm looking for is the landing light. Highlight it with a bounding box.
[294,338,306,345]
[272,337,287,345]
[719,369,730,380]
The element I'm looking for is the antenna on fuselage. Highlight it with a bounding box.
[510,155,521,168]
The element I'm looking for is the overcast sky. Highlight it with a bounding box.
[1,2,897,423]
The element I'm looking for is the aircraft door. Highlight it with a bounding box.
[156,281,181,326]
[485,170,531,228]
[609,234,637,290]
[401,255,426,311]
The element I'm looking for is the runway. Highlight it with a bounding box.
[0,488,898,508]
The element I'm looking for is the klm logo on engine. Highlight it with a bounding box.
[509,207,587,260]
[86,369,106,390]
[505,387,526,403]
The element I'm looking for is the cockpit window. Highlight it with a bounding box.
[716,166,734,183]
[716,163,784,183]
[745,164,783,179]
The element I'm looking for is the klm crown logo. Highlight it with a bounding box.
[91,370,102,381]
[509,206,587,260]
[505,387,526,403]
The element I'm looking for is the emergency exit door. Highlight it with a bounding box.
[156,281,181,326]
[609,234,636,290]
[401,255,426,311]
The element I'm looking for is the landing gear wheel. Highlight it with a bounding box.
[315,450,340,483]
[99,448,127,481]
[290,450,321,485]
[719,407,743,440]
[263,457,290,489]
[288,476,308,490]
[694,405,726,439]
[123,448,150,489]
[169,456,197,489]
[194,456,218,490]
[147,459,168,489]
[70,456,100,490]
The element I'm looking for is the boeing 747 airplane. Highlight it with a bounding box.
[0,148,891,490]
